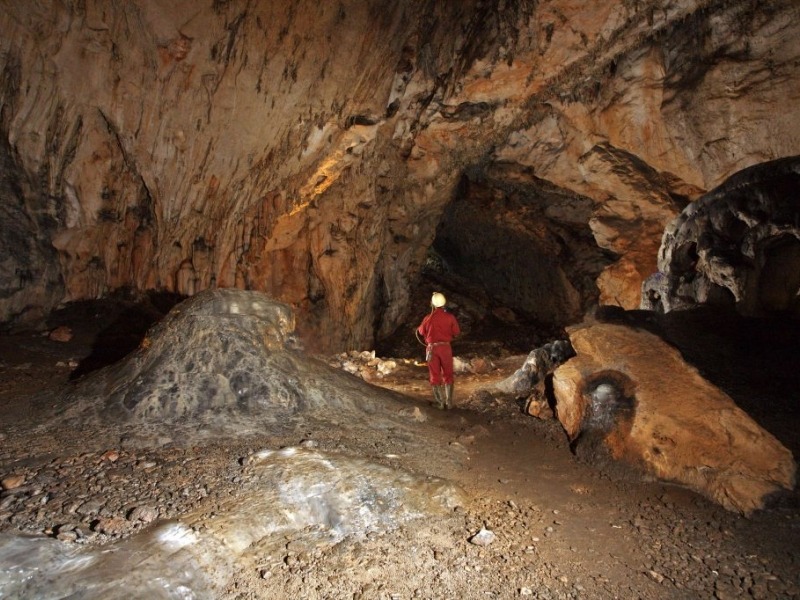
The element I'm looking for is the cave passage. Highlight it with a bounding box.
[379,164,615,358]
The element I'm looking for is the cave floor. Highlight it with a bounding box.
[0,312,799,599]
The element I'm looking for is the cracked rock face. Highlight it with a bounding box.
[1,0,799,350]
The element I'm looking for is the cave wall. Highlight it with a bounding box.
[0,0,798,350]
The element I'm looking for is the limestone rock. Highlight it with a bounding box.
[1,1,798,348]
[643,156,800,317]
[552,321,796,514]
[52,289,423,448]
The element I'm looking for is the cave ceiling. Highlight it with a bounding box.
[0,0,798,351]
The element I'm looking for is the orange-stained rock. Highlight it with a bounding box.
[1,475,25,490]
[1,1,799,349]
[552,321,796,514]
[48,326,73,343]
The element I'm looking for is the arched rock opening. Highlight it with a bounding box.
[388,163,616,357]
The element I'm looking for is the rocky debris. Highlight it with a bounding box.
[0,447,466,598]
[552,321,796,514]
[329,349,496,381]
[0,445,226,544]
[643,156,800,317]
[328,350,403,380]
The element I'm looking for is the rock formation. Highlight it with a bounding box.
[552,320,796,514]
[54,288,420,444]
[492,338,573,418]
[642,156,800,316]
[1,1,799,350]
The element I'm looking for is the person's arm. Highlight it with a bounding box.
[418,315,430,337]
[451,315,461,338]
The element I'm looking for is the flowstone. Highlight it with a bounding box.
[0,446,465,599]
[51,288,414,443]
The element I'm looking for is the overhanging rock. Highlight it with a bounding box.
[552,321,796,514]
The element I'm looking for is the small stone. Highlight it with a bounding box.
[49,326,73,342]
[1,475,25,490]
[76,499,104,516]
[128,505,158,523]
[469,357,494,374]
[468,526,496,546]
[101,449,120,462]
[648,570,665,584]
[93,516,127,535]
[377,360,397,375]
[519,587,533,596]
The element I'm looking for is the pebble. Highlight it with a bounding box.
[48,326,73,342]
[469,526,496,546]
[101,449,120,462]
[1,475,25,490]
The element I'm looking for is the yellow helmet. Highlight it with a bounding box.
[431,292,446,307]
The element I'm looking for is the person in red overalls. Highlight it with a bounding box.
[417,292,461,409]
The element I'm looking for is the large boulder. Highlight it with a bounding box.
[552,320,796,514]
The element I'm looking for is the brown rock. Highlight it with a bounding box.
[552,321,796,514]
[1,1,798,348]
[128,505,159,523]
[469,358,494,375]
[48,326,73,342]
[93,516,128,535]
[525,396,554,420]
[101,449,120,463]
[1,474,25,490]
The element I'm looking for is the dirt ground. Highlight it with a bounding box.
[0,301,798,599]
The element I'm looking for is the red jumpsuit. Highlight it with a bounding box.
[417,308,461,385]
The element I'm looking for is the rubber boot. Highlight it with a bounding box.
[432,385,446,409]
[444,383,454,409]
